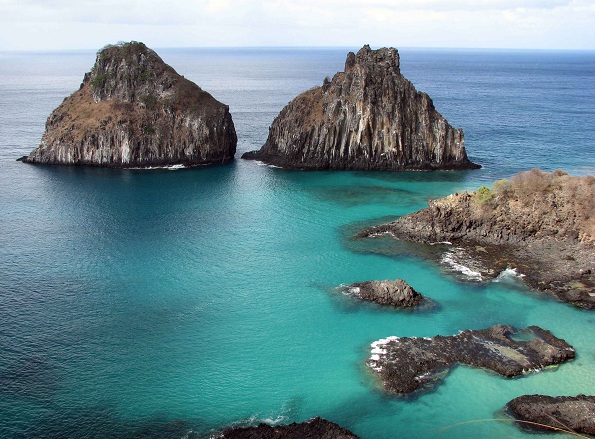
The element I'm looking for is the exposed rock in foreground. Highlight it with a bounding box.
[215,417,359,438]
[507,394,595,436]
[23,41,236,168]
[368,325,574,395]
[242,45,478,171]
[360,170,595,309]
[347,278,424,307]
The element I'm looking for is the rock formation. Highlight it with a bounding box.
[216,417,359,438]
[507,394,595,436]
[368,325,575,395]
[242,45,478,170]
[360,169,595,309]
[347,278,424,307]
[23,41,237,167]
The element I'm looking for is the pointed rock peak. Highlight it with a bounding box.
[346,45,400,73]
[85,41,179,104]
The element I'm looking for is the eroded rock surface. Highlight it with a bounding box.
[507,394,595,436]
[368,325,574,394]
[348,278,424,307]
[215,417,359,438]
[242,45,478,170]
[360,170,595,309]
[23,41,237,168]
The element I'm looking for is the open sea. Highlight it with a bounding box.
[0,47,594,439]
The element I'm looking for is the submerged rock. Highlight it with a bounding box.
[360,170,595,309]
[368,325,574,395]
[348,278,424,307]
[23,41,237,168]
[507,394,595,436]
[215,417,359,438]
[243,45,479,170]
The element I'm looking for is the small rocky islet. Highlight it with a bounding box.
[214,417,359,439]
[506,394,595,436]
[344,278,426,308]
[22,41,237,168]
[367,324,575,395]
[243,45,479,171]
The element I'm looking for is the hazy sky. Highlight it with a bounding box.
[0,0,593,51]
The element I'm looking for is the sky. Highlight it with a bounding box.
[0,0,593,51]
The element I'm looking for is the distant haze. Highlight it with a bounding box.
[1,0,594,51]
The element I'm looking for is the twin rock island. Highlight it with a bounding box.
[22,41,477,171]
[21,42,595,437]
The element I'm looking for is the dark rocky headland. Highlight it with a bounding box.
[360,169,595,309]
[215,417,359,438]
[346,278,425,308]
[368,325,575,395]
[22,41,237,168]
[507,394,595,436]
[242,45,479,171]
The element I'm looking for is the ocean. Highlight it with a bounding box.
[0,47,594,438]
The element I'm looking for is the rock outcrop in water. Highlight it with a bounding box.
[242,45,478,170]
[368,325,575,395]
[507,394,595,435]
[347,278,424,307]
[216,417,359,438]
[23,41,237,167]
[360,169,595,309]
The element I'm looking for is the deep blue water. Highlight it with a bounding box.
[0,47,594,439]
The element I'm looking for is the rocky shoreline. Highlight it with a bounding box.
[243,45,478,171]
[359,170,595,309]
[215,417,359,438]
[506,394,595,436]
[368,325,575,395]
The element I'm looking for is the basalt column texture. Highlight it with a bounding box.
[242,45,478,170]
[24,41,237,167]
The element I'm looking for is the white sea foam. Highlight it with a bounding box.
[429,241,452,246]
[493,267,525,282]
[441,251,483,280]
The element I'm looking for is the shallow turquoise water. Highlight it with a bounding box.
[0,48,594,438]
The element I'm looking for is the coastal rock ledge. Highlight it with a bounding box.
[368,325,574,395]
[242,45,479,170]
[215,417,359,438]
[507,394,595,436]
[347,278,424,307]
[360,169,595,309]
[22,41,237,168]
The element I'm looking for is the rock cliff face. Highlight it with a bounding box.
[368,325,575,395]
[360,170,595,309]
[242,45,478,170]
[23,41,236,167]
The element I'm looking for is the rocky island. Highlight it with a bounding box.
[346,278,425,308]
[368,325,575,395]
[242,45,479,170]
[22,41,237,168]
[506,394,595,436]
[215,417,359,438]
[360,169,595,309]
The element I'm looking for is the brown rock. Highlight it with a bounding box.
[349,278,424,307]
[242,45,479,171]
[216,417,359,438]
[24,41,237,168]
[507,394,595,436]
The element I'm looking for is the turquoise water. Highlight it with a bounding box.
[0,48,594,438]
